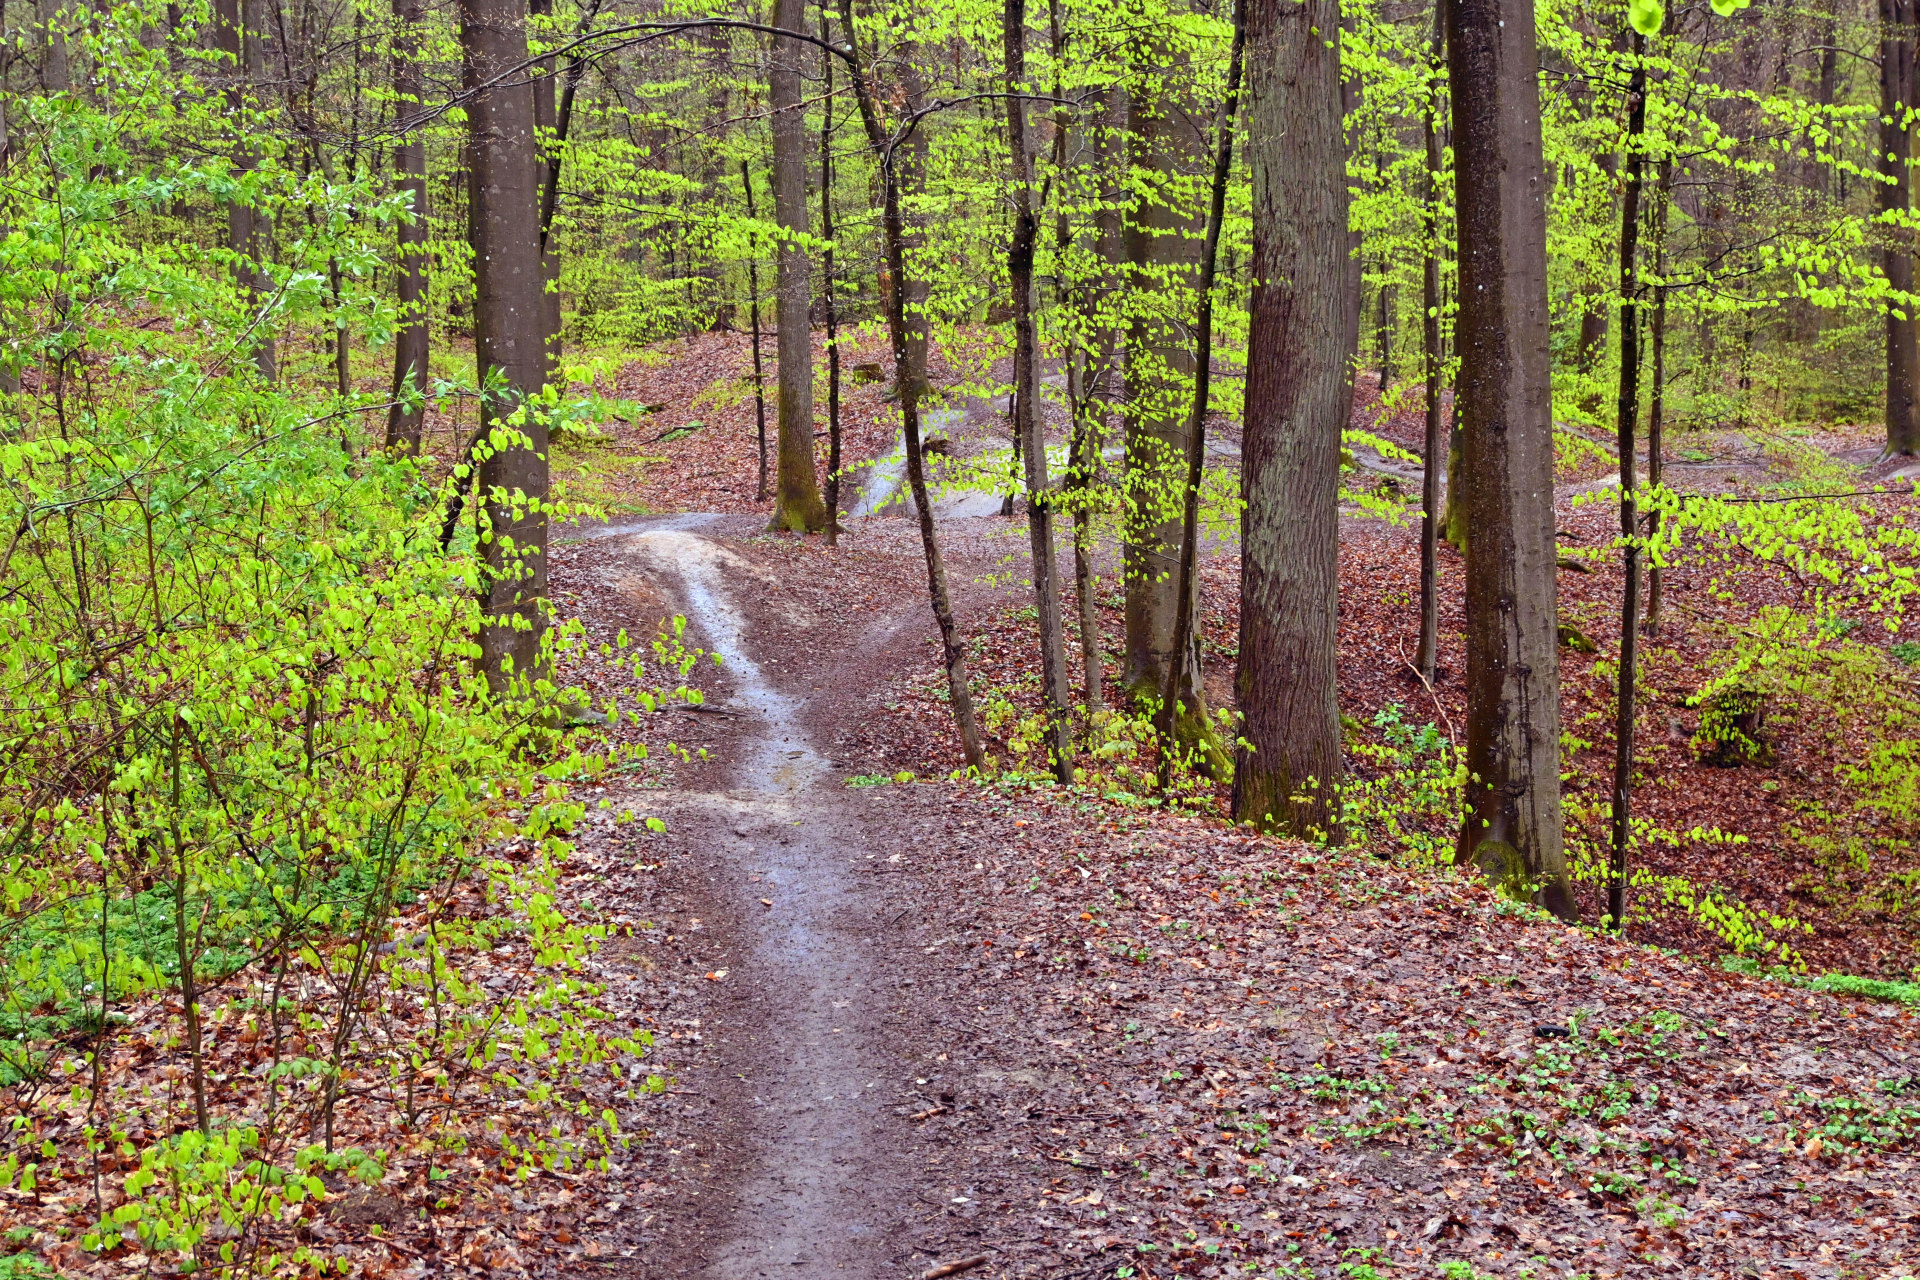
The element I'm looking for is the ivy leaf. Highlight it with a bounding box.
[1629,0,1664,36]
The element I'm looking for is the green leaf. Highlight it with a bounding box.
[1629,0,1664,35]
[1708,0,1750,15]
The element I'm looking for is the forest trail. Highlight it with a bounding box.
[600,515,946,1280]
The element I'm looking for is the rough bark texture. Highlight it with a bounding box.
[462,0,550,694]
[1121,40,1206,707]
[385,0,429,454]
[1233,0,1349,838]
[1005,0,1073,781]
[1881,0,1919,455]
[768,0,827,531]
[1445,0,1575,917]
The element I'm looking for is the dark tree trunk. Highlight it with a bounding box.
[769,0,828,531]
[742,163,770,503]
[1417,6,1445,685]
[38,0,71,92]
[215,0,276,380]
[385,0,429,454]
[1646,159,1671,638]
[1881,0,1919,455]
[1609,34,1647,933]
[1445,0,1575,917]
[840,0,986,770]
[820,0,843,547]
[530,0,561,376]
[899,55,933,403]
[1234,0,1348,837]
[1005,0,1073,782]
[461,0,550,695]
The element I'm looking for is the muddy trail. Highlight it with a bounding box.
[541,512,1920,1280]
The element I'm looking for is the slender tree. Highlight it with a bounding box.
[820,0,844,546]
[1609,32,1648,932]
[1879,0,1919,455]
[461,0,550,695]
[1005,0,1073,782]
[1234,0,1349,836]
[839,0,986,769]
[1161,0,1245,781]
[768,0,829,531]
[1416,5,1445,685]
[743,161,770,503]
[1445,0,1576,917]
[384,0,429,454]
[1645,158,1672,637]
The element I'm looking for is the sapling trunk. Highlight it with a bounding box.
[742,161,770,503]
[838,0,985,769]
[1416,5,1444,686]
[820,0,842,547]
[1646,159,1671,638]
[1609,33,1648,933]
[1159,0,1247,783]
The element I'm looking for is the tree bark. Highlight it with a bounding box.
[820,0,843,547]
[214,0,277,380]
[1417,6,1445,685]
[743,162,770,503]
[1646,159,1671,637]
[899,55,933,403]
[530,0,562,377]
[1120,35,1207,711]
[1881,0,1919,455]
[839,0,986,770]
[38,0,71,92]
[461,0,550,695]
[1005,0,1073,782]
[769,0,828,531]
[1445,0,1575,917]
[1233,0,1348,837]
[385,0,429,454]
[1609,34,1647,933]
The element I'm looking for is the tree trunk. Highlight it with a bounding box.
[899,55,933,403]
[768,0,828,531]
[1608,34,1646,933]
[215,0,277,381]
[743,163,770,503]
[839,0,986,770]
[1881,0,1919,455]
[820,0,843,547]
[1005,0,1073,782]
[1445,0,1575,918]
[1645,159,1671,638]
[1120,36,1207,711]
[1235,0,1348,836]
[1416,6,1445,685]
[530,0,562,376]
[461,0,550,696]
[385,0,429,454]
[38,0,71,92]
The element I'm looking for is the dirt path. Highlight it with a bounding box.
[582,514,983,1280]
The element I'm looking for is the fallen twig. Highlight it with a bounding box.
[921,1256,990,1280]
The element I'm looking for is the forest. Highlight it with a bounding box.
[2,0,1920,1273]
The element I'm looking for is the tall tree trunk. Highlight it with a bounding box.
[1005,0,1073,782]
[839,0,986,770]
[768,0,828,531]
[0,102,15,395]
[1234,0,1348,836]
[1881,0,1919,455]
[899,55,933,403]
[1645,159,1671,637]
[215,0,277,380]
[461,0,550,695]
[1120,36,1207,711]
[743,163,770,502]
[1161,0,1245,786]
[1608,33,1647,933]
[1445,0,1575,918]
[385,0,429,454]
[820,0,843,547]
[1416,6,1445,685]
[38,0,71,92]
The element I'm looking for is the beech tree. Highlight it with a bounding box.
[1444,0,1576,918]
[767,0,829,532]
[1232,0,1350,837]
